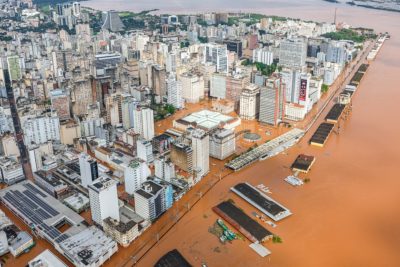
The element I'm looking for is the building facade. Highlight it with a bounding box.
[88,177,120,226]
[239,84,260,120]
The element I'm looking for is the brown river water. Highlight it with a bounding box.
[86,1,400,266]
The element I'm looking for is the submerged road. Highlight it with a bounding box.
[3,70,33,180]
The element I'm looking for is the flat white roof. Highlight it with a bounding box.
[59,226,117,266]
[249,243,271,257]
[62,193,89,210]
[180,110,238,130]
[29,249,68,267]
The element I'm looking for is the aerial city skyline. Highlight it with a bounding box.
[0,0,399,266]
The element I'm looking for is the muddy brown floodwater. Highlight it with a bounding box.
[2,1,399,267]
[123,4,400,267]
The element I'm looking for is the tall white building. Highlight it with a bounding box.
[28,147,43,173]
[133,107,154,140]
[23,114,60,145]
[136,139,154,163]
[240,84,260,120]
[154,156,175,182]
[253,48,274,65]
[203,43,229,73]
[166,74,184,109]
[190,129,209,179]
[279,39,307,68]
[210,72,227,99]
[209,129,236,160]
[133,180,166,221]
[166,51,177,73]
[88,177,120,226]
[121,97,137,130]
[79,153,99,188]
[281,69,313,121]
[259,76,286,126]
[179,72,205,103]
[281,68,302,103]
[124,159,150,195]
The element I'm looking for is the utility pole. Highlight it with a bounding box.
[334,8,337,25]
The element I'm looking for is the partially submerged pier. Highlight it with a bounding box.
[230,183,292,221]
[212,201,273,243]
[309,123,335,147]
[226,128,304,171]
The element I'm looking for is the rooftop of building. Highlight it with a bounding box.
[9,231,33,250]
[104,206,144,234]
[34,170,68,189]
[28,249,68,267]
[210,128,235,139]
[135,180,164,199]
[175,109,240,131]
[153,133,174,142]
[62,193,89,211]
[89,176,117,192]
[154,249,192,267]
[0,181,85,244]
[60,161,81,177]
[58,226,117,266]
[0,156,21,170]
[171,141,193,152]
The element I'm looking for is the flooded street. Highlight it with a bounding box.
[86,1,400,266]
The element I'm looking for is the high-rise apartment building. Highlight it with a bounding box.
[239,84,260,120]
[133,107,154,140]
[88,177,120,226]
[226,73,250,110]
[210,73,227,99]
[223,39,243,58]
[23,114,60,145]
[154,155,175,182]
[124,159,150,195]
[54,2,82,30]
[203,43,229,73]
[79,153,99,188]
[50,89,71,121]
[105,94,122,126]
[279,39,307,68]
[253,48,274,65]
[190,129,209,178]
[199,62,217,95]
[136,139,154,163]
[280,68,302,103]
[170,140,193,173]
[121,97,137,130]
[179,72,205,104]
[133,180,167,221]
[259,75,286,125]
[209,129,236,160]
[166,52,177,73]
[151,65,167,98]
[166,74,184,109]
[326,41,347,65]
